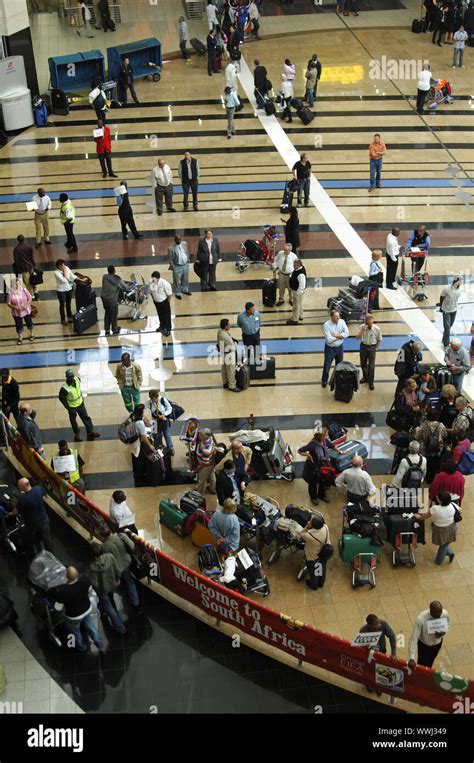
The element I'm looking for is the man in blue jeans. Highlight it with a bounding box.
[368,133,386,192]
[52,567,104,652]
[322,308,349,388]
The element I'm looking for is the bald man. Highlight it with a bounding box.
[51,566,104,652]
[335,455,377,507]
[17,477,52,553]
[408,600,450,669]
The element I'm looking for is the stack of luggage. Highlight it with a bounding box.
[327,288,368,322]
[248,426,294,481]
[159,490,206,537]
[329,361,360,403]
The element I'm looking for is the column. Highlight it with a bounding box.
[0,0,39,95]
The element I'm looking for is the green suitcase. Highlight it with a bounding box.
[159,499,188,537]
[339,534,381,564]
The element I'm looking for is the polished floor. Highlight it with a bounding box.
[0,1,473,713]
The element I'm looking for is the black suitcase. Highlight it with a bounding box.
[337,288,365,310]
[51,88,69,116]
[75,286,96,311]
[236,364,250,390]
[384,513,425,545]
[191,38,206,56]
[73,304,98,334]
[249,356,276,380]
[290,98,303,110]
[285,505,311,527]
[105,17,116,31]
[264,101,276,116]
[262,277,277,307]
[144,450,172,486]
[180,490,206,515]
[297,107,314,125]
[230,49,242,61]
[411,19,423,33]
[244,239,263,261]
[436,368,453,389]
[280,179,297,213]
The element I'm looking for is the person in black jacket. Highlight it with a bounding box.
[207,28,218,76]
[281,206,300,254]
[216,460,247,506]
[394,339,423,394]
[395,378,422,430]
[116,181,143,240]
[254,59,270,95]
[51,567,104,652]
[1,369,20,423]
[423,0,437,31]
[306,53,322,100]
[432,3,449,45]
[119,58,139,104]
[98,0,114,32]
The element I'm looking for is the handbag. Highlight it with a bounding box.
[168,401,185,421]
[451,503,463,523]
[30,305,38,318]
[386,403,404,431]
[29,268,43,286]
[317,529,334,561]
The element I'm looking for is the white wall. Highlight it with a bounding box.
[0,0,29,37]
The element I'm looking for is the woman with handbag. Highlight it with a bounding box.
[298,429,339,506]
[7,275,34,345]
[297,513,332,590]
[12,235,39,299]
[145,390,175,455]
[415,491,461,565]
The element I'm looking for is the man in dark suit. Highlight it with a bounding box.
[116,181,143,240]
[178,151,200,211]
[196,229,221,291]
[216,460,247,506]
[119,58,139,104]
[306,53,322,100]
[253,59,270,95]
[207,28,218,76]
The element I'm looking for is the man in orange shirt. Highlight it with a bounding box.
[368,133,386,192]
[94,119,118,179]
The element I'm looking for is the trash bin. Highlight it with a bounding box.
[0,88,34,130]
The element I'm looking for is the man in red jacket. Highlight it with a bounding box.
[94,119,118,179]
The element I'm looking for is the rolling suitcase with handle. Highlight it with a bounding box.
[411,19,423,33]
[340,533,381,563]
[236,364,250,390]
[180,490,206,515]
[328,440,368,471]
[249,356,276,380]
[191,38,206,56]
[73,304,97,334]
[51,88,69,116]
[297,106,314,125]
[159,499,188,537]
[262,275,277,307]
[191,509,217,547]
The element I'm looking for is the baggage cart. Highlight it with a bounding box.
[400,248,429,301]
[107,38,162,85]
[117,273,149,320]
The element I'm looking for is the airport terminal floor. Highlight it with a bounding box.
[0,0,473,729]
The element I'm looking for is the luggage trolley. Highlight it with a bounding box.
[400,248,429,301]
[28,551,69,648]
[352,553,377,589]
[392,532,417,567]
[235,225,280,273]
[117,273,149,320]
[107,39,162,86]
[427,79,454,112]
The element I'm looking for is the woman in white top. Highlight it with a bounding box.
[415,490,460,565]
[145,389,175,453]
[279,74,293,123]
[109,490,137,533]
[54,259,75,325]
[283,59,296,95]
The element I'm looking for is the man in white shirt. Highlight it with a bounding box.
[206,1,218,30]
[335,455,377,505]
[391,441,427,489]
[149,270,172,336]
[77,1,94,38]
[274,244,298,306]
[152,158,176,216]
[88,83,107,122]
[452,25,468,68]
[286,259,306,325]
[224,61,238,91]
[416,64,432,114]
[385,226,400,290]
[32,188,52,248]
[109,490,137,533]
[408,601,450,669]
[356,313,382,390]
[322,309,349,388]
[440,276,462,350]
[178,16,190,60]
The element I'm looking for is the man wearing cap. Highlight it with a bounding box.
[58,371,100,443]
[297,514,331,590]
[51,440,86,494]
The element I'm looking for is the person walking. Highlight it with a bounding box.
[274,243,297,306]
[109,490,137,533]
[322,308,349,388]
[416,63,432,113]
[118,58,139,104]
[297,514,331,591]
[249,1,261,39]
[197,229,221,291]
[298,430,334,506]
[31,188,52,248]
[51,567,104,652]
[89,543,126,634]
[281,207,300,254]
[98,0,114,32]
[444,339,470,393]
[207,0,218,30]
[292,154,311,207]
[101,265,128,335]
[195,428,217,496]
[145,390,175,453]
[385,227,400,289]
[237,302,261,359]
[223,86,240,138]
[17,478,52,553]
[115,352,143,413]
[178,16,190,59]
[356,314,382,390]
[7,275,34,346]
[149,271,172,336]
[17,403,45,458]
[452,24,468,67]
[1,369,20,423]
[58,369,100,442]
[368,133,386,192]
[77,1,94,37]
[167,235,191,299]
[152,158,175,216]
[207,27,218,75]
[12,235,37,298]
[54,259,75,325]
[224,60,238,90]
[253,59,269,94]
[51,439,86,494]
[408,601,450,669]
[88,81,108,122]
[304,64,318,108]
[178,151,200,211]
[116,181,143,240]
[306,53,322,100]
[217,318,241,393]
[440,276,462,350]
[59,193,77,254]
[286,259,306,325]
[94,119,117,179]
[335,455,377,506]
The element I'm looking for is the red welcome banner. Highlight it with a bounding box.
[3,416,473,714]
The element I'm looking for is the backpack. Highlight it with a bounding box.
[198,544,221,575]
[93,91,106,110]
[426,423,442,456]
[458,447,474,476]
[401,455,424,488]
[118,418,139,445]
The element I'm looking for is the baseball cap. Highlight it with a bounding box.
[65,369,75,378]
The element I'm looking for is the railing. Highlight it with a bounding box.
[2,413,472,714]
[60,1,122,26]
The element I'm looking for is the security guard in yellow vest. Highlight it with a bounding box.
[59,193,78,254]
[58,369,100,442]
[51,440,86,494]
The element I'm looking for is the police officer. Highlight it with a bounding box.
[58,370,100,442]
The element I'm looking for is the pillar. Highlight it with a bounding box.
[0,0,39,95]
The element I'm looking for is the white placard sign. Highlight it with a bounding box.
[426,617,448,635]
[26,201,38,211]
[93,128,104,138]
[114,185,127,196]
[351,631,382,648]
[52,455,76,474]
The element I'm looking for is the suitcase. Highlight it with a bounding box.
[193,261,203,278]
[215,54,222,72]
[249,356,276,380]
[327,423,348,447]
[144,450,172,486]
[180,490,206,515]
[280,179,298,213]
[262,430,288,475]
[236,364,250,390]
[384,513,425,545]
[191,509,217,547]
[244,239,263,261]
[340,533,381,563]
[285,505,312,527]
[411,19,423,33]
[75,286,96,311]
[327,297,361,322]
[290,98,304,110]
[264,101,276,116]
[297,107,314,125]
[73,304,98,334]
[337,288,365,310]
[191,37,206,56]
[328,440,368,471]
[34,103,49,127]
[159,499,188,537]
[198,544,221,576]
[262,276,277,307]
[51,88,69,116]
[436,368,453,389]
[234,100,244,113]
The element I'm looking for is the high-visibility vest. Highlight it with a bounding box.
[54,448,80,485]
[59,199,75,225]
[62,378,83,408]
